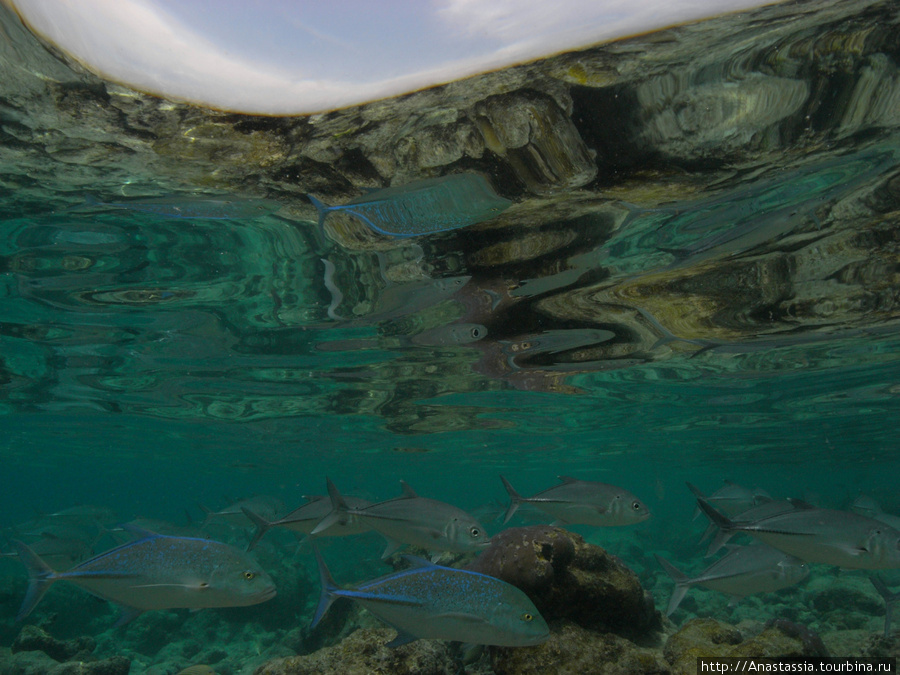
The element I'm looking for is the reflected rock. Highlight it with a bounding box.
[474,91,597,194]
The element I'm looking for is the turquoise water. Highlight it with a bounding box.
[2,0,900,672]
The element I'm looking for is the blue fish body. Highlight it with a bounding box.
[311,548,548,647]
[309,173,511,238]
[14,530,276,624]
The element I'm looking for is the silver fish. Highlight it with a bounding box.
[309,173,511,238]
[314,479,490,559]
[82,195,280,220]
[311,547,548,647]
[242,494,373,551]
[200,495,285,528]
[694,495,900,569]
[851,495,900,532]
[655,544,809,616]
[691,480,772,519]
[500,475,651,527]
[701,498,801,556]
[14,528,276,624]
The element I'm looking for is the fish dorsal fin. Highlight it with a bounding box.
[398,480,418,499]
[401,555,436,569]
[557,475,579,484]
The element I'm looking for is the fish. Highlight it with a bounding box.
[693,494,900,569]
[851,495,900,531]
[500,475,651,527]
[310,547,549,647]
[80,195,281,220]
[410,323,488,347]
[175,666,217,675]
[199,495,285,528]
[690,480,772,518]
[700,498,801,556]
[242,493,374,551]
[655,544,809,616]
[13,527,276,624]
[313,479,490,559]
[308,173,511,238]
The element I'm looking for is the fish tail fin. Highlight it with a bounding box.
[197,502,214,526]
[654,554,691,616]
[310,545,339,630]
[307,194,330,237]
[705,529,735,557]
[499,475,524,524]
[12,540,58,620]
[311,477,348,536]
[871,575,898,637]
[241,507,271,552]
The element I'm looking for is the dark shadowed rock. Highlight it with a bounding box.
[467,525,662,637]
[11,624,96,662]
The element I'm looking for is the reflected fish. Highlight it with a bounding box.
[309,173,511,238]
[242,493,374,551]
[500,475,651,527]
[410,323,488,346]
[655,544,809,616]
[314,479,490,559]
[311,547,548,647]
[694,494,900,569]
[81,195,280,219]
[13,528,276,624]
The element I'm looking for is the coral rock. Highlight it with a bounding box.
[468,526,661,637]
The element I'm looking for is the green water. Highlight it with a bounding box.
[2,0,900,672]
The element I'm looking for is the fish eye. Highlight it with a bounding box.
[632,501,642,511]
[470,527,482,538]
[521,612,533,622]
[243,571,256,580]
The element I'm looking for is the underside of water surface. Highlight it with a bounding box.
[2,0,900,673]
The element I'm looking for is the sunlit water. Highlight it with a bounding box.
[2,0,900,672]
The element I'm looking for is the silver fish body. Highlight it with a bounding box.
[14,529,276,624]
[656,544,809,616]
[695,496,900,569]
[243,494,373,551]
[314,479,490,558]
[311,548,548,647]
[500,475,650,527]
[86,195,280,220]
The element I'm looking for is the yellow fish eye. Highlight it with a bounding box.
[521,612,533,621]
[243,571,256,580]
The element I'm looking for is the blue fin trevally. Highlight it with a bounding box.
[308,173,511,238]
[310,547,549,647]
[13,527,276,625]
[693,493,900,569]
[500,475,651,527]
[314,478,490,559]
[655,544,809,616]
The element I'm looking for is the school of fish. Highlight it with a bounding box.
[4,474,900,647]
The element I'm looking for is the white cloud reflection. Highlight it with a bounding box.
[8,0,779,114]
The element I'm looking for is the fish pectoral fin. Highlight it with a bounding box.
[386,630,419,648]
[113,605,144,627]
